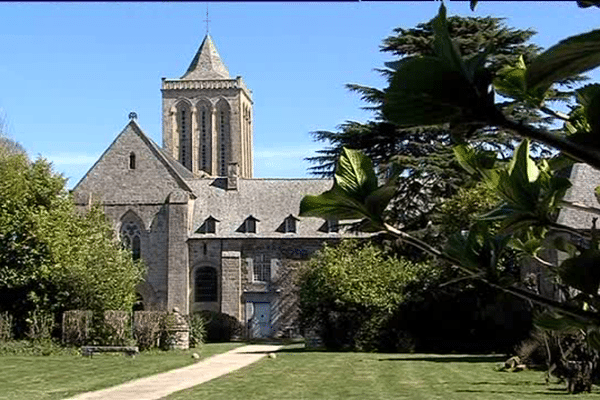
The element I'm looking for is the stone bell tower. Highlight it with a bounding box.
[161,34,253,178]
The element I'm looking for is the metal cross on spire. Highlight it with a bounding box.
[204,5,211,35]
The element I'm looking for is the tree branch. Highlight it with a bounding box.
[540,106,570,121]
[549,222,591,240]
[491,111,600,170]
[381,222,600,323]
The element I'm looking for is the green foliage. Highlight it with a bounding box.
[298,240,439,351]
[0,148,144,337]
[301,1,600,391]
[0,339,77,356]
[437,183,499,236]
[307,11,553,235]
[526,29,600,94]
[198,311,243,342]
[0,312,13,342]
[300,148,395,230]
[187,313,206,348]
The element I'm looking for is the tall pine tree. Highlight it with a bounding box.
[308,15,581,234]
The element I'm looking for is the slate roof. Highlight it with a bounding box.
[181,34,230,80]
[186,178,355,239]
[556,163,600,230]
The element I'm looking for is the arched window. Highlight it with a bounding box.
[216,100,230,176]
[129,152,136,170]
[198,103,211,173]
[177,103,192,170]
[121,221,141,261]
[195,267,217,302]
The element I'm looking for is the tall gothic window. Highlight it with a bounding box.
[216,100,230,176]
[219,110,227,175]
[121,221,141,261]
[198,104,211,174]
[195,267,217,302]
[178,104,192,170]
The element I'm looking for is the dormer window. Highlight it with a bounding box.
[243,215,259,233]
[284,215,299,233]
[319,219,339,233]
[326,219,339,233]
[196,216,219,234]
[129,152,136,170]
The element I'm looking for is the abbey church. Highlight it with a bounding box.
[73,34,347,338]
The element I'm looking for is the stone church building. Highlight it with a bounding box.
[73,34,346,338]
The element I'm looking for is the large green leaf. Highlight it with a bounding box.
[299,186,369,221]
[507,139,539,184]
[535,311,589,333]
[432,3,466,78]
[299,147,390,230]
[383,56,465,127]
[335,148,378,201]
[383,4,493,128]
[576,84,600,139]
[493,56,547,107]
[527,29,600,92]
[559,250,600,295]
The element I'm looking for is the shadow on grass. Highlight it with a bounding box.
[456,390,568,395]
[378,355,506,363]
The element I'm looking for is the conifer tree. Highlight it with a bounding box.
[308,15,581,233]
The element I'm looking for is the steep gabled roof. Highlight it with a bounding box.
[73,120,194,196]
[181,34,230,80]
[126,120,194,193]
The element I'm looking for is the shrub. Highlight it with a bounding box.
[187,313,206,348]
[0,312,13,342]
[199,311,243,342]
[62,310,92,346]
[133,311,166,350]
[0,339,77,356]
[298,240,438,351]
[100,310,131,346]
[25,310,54,341]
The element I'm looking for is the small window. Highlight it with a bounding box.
[284,215,299,233]
[196,216,219,234]
[244,215,259,233]
[246,218,256,233]
[327,219,339,233]
[236,215,259,234]
[253,255,271,283]
[129,152,136,170]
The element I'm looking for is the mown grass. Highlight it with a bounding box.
[166,345,600,400]
[0,342,241,400]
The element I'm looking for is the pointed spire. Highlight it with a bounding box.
[181,34,230,80]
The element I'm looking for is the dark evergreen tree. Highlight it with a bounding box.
[308,15,582,234]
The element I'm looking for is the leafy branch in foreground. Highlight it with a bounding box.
[301,2,600,392]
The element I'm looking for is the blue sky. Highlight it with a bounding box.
[0,2,598,188]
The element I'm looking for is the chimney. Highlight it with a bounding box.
[227,162,238,190]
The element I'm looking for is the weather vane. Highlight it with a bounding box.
[204,5,211,35]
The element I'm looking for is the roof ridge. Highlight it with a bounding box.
[124,120,195,193]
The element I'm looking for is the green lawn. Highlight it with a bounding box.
[0,342,241,400]
[166,345,600,400]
